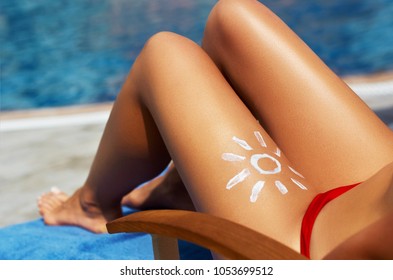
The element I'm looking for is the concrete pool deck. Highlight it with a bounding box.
[1,75,393,229]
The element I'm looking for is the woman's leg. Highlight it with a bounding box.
[200,0,393,259]
[202,0,393,190]
[38,32,316,251]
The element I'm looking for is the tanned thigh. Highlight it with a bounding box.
[130,32,317,251]
[311,161,393,259]
[202,0,393,191]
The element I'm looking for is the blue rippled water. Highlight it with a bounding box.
[1,0,392,110]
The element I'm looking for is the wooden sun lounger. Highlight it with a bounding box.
[106,209,306,260]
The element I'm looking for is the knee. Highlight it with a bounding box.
[203,0,249,52]
[140,31,196,62]
[132,31,197,81]
[131,31,208,98]
[203,0,271,50]
[143,31,182,51]
[135,31,202,74]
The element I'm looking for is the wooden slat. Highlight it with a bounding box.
[107,210,305,260]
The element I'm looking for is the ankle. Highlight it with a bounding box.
[79,185,123,221]
[76,188,102,215]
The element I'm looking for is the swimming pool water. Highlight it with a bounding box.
[1,0,393,111]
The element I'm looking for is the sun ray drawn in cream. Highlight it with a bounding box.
[291,178,308,190]
[254,131,267,148]
[232,136,253,150]
[288,166,305,178]
[274,180,288,195]
[221,153,246,161]
[250,181,265,203]
[226,168,251,190]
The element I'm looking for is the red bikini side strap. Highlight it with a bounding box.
[300,182,362,258]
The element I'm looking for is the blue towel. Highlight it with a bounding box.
[0,208,212,260]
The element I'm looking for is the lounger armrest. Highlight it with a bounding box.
[106,209,305,260]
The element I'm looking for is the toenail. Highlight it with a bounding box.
[51,186,61,194]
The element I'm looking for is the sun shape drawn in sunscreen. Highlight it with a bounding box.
[222,131,308,203]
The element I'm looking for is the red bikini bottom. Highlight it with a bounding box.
[300,182,362,258]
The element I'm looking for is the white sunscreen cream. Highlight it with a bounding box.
[250,181,265,203]
[226,168,251,190]
[275,180,288,195]
[291,178,308,190]
[232,136,253,150]
[222,132,308,203]
[289,166,305,178]
[221,153,246,161]
[254,131,267,147]
[250,154,281,175]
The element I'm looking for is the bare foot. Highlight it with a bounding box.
[121,164,195,211]
[37,186,121,233]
